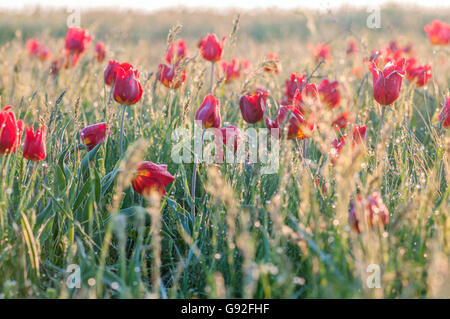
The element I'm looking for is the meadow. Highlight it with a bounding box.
[0,5,449,298]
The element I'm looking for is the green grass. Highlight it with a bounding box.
[0,7,449,298]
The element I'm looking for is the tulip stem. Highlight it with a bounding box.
[191,129,205,217]
[119,104,127,157]
[375,106,386,165]
[210,62,215,93]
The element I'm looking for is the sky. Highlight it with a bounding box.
[1,0,450,11]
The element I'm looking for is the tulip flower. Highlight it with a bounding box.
[332,112,354,131]
[312,43,331,62]
[104,60,121,86]
[95,42,106,62]
[349,192,389,233]
[407,64,432,87]
[439,94,450,129]
[0,106,23,155]
[267,106,312,140]
[221,59,240,83]
[195,94,221,129]
[23,125,46,162]
[239,90,268,124]
[79,122,107,151]
[264,53,281,73]
[26,39,51,61]
[216,126,241,162]
[318,79,341,110]
[199,34,225,62]
[284,73,306,103]
[424,20,450,45]
[330,136,347,165]
[346,40,359,55]
[113,63,143,105]
[64,27,93,67]
[132,162,175,196]
[351,125,367,146]
[158,63,186,89]
[166,40,188,64]
[370,58,405,106]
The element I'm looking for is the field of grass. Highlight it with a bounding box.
[0,5,449,298]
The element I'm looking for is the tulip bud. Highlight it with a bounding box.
[104,60,121,86]
[0,106,23,155]
[79,122,107,151]
[166,40,188,64]
[439,94,450,129]
[284,73,306,103]
[239,91,268,124]
[200,34,225,62]
[370,58,405,106]
[113,63,143,105]
[318,79,341,110]
[195,94,221,129]
[158,63,186,89]
[95,42,106,62]
[26,39,51,61]
[132,162,175,196]
[23,125,46,162]
[64,27,93,67]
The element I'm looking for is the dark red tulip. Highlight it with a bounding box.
[332,112,354,131]
[0,106,23,154]
[351,125,367,146]
[23,125,46,161]
[79,122,107,151]
[132,161,175,196]
[95,42,106,62]
[424,20,450,45]
[349,195,362,233]
[158,63,186,89]
[370,58,405,106]
[439,94,450,129]
[221,59,240,83]
[264,53,280,73]
[26,39,51,61]
[284,73,306,103]
[64,27,93,67]
[195,94,221,129]
[200,34,225,62]
[113,63,143,105]
[346,40,359,55]
[318,79,341,110]
[104,60,121,86]
[166,40,188,64]
[239,90,268,124]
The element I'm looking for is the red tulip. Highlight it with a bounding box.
[370,58,405,106]
[350,192,390,233]
[195,94,221,129]
[113,63,143,105]
[346,40,359,55]
[0,106,23,154]
[332,112,354,131]
[407,64,432,87]
[221,59,240,83]
[318,79,341,110]
[166,40,188,64]
[200,34,225,62]
[64,27,93,67]
[366,192,390,228]
[23,125,46,161]
[95,42,106,62]
[158,63,186,89]
[284,73,306,103]
[132,161,175,196]
[349,195,362,233]
[439,94,450,129]
[79,122,107,151]
[269,106,312,140]
[424,20,450,45]
[239,90,268,124]
[104,60,121,86]
[26,39,51,61]
[312,43,331,62]
[330,136,347,164]
[264,53,280,73]
[218,126,241,155]
[351,125,367,146]
[240,59,252,74]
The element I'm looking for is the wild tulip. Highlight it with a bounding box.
[350,192,390,233]
[424,20,450,45]
[239,90,268,124]
[407,64,432,87]
[158,63,186,89]
[370,58,405,106]
[272,106,311,140]
[346,40,359,55]
[312,43,331,62]
[79,122,107,151]
[0,106,23,155]
[113,63,143,105]
[95,42,106,62]
[26,39,51,61]
[199,34,225,62]
[330,136,346,165]
[104,60,121,86]
[23,125,46,162]
[332,112,354,131]
[284,73,306,103]
[132,162,175,196]
[166,40,188,64]
[318,79,341,109]
[195,94,221,129]
[351,125,367,146]
[439,94,450,129]
[221,59,240,83]
[216,126,242,163]
[64,27,93,67]
[264,53,281,73]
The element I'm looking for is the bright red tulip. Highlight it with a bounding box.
[158,63,186,89]
[132,162,175,196]
[406,63,432,87]
[200,34,225,62]
[104,60,121,86]
[64,27,93,67]
[284,73,306,103]
[269,106,312,140]
[0,106,23,154]
[312,43,331,62]
[239,90,268,124]
[370,58,405,106]
[26,39,51,61]
[318,79,341,110]
[264,53,280,73]
[23,125,46,161]
[221,59,240,83]
[424,20,450,45]
[79,122,107,151]
[113,63,143,105]
[166,40,188,64]
[346,40,359,55]
[439,94,450,129]
[95,42,106,62]
[195,94,221,129]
